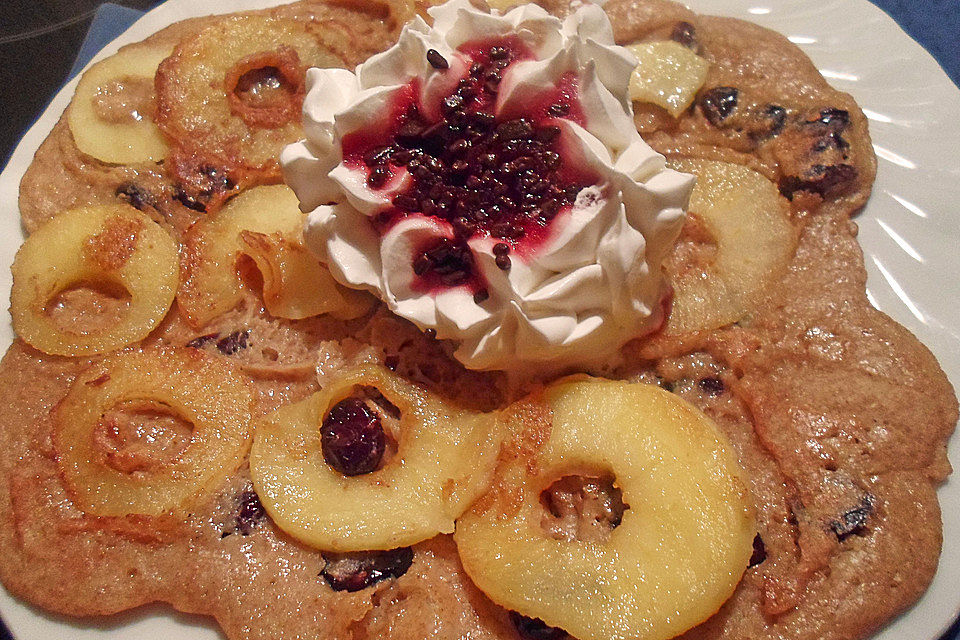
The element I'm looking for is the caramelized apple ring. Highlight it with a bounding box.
[178,185,373,327]
[155,15,349,179]
[224,46,304,129]
[455,378,755,640]
[10,204,179,356]
[68,41,172,164]
[251,364,501,551]
[663,158,797,335]
[54,347,254,517]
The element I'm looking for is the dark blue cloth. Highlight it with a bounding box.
[64,4,960,640]
[869,0,959,89]
[68,3,146,80]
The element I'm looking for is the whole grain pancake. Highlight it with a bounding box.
[0,1,955,639]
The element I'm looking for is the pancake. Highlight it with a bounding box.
[1,1,955,639]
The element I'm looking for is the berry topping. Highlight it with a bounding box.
[321,397,386,476]
[344,39,595,295]
[321,547,414,592]
[286,2,695,371]
[413,238,475,287]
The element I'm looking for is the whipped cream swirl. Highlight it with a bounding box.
[282,0,694,372]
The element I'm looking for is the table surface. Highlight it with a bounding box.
[0,0,958,639]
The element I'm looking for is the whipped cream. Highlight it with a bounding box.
[282,0,694,372]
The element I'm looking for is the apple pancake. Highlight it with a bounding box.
[0,1,954,640]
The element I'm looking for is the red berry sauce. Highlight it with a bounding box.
[341,37,598,300]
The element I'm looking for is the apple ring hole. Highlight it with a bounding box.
[225,46,304,129]
[237,252,265,298]
[539,472,629,544]
[321,385,401,477]
[92,399,194,476]
[45,279,132,336]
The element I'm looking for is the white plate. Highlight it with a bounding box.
[0,0,958,638]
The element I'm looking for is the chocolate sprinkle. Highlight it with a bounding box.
[426,48,449,70]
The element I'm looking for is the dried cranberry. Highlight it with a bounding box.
[698,376,724,396]
[384,354,400,371]
[235,489,266,535]
[670,21,699,51]
[814,108,850,130]
[802,108,851,151]
[321,398,386,476]
[764,105,787,137]
[779,164,857,199]
[115,183,153,211]
[220,488,267,537]
[509,612,568,640]
[830,493,874,541]
[186,333,218,349]
[699,87,738,126]
[749,533,766,567]
[321,547,414,592]
[175,164,234,212]
[216,330,249,355]
[174,186,208,212]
